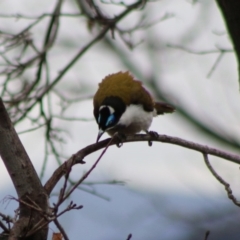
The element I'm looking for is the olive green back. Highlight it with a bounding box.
[93,72,154,112]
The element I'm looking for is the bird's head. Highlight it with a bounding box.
[95,96,126,142]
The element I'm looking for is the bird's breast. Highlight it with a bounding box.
[106,104,154,136]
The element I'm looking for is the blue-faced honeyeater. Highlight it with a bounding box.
[93,71,175,142]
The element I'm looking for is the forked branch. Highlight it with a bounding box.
[44,134,240,195]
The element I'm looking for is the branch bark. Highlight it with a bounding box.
[44,134,240,195]
[0,98,48,239]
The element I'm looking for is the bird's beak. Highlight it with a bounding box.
[96,129,104,143]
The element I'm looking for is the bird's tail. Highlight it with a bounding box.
[154,102,175,115]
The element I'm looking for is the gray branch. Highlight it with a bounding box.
[45,134,240,195]
[0,98,48,239]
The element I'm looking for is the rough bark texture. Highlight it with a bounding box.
[0,98,48,239]
[216,0,240,80]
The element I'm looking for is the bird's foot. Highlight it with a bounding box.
[113,132,126,148]
[145,131,159,146]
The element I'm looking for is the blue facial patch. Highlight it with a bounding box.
[98,115,101,124]
[106,114,115,127]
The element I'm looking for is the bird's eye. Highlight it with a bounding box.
[106,114,115,127]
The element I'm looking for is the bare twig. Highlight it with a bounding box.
[207,51,224,78]
[17,123,46,134]
[167,44,233,55]
[60,136,115,203]
[9,194,81,238]
[204,230,210,240]
[54,162,73,209]
[0,212,12,232]
[0,12,82,19]
[126,233,132,240]
[167,44,233,77]
[53,219,69,240]
[52,115,93,122]
[44,134,240,195]
[0,220,9,233]
[55,201,83,218]
[0,212,13,224]
[12,1,145,124]
[203,153,240,207]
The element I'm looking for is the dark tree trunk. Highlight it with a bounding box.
[0,99,49,239]
[216,0,240,82]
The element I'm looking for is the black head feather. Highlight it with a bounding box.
[96,96,126,131]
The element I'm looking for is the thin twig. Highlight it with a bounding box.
[0,220,9,232]
[60,136,115,203]
[167,44,233,55]
[52,115,93,122]
[0,12,82,19]
[13,0,146,124]
[126,233,132,240]
[207,52,224,78]
[203,153,240,207]
[17,123,46,134]
[204,230,210,240]
[54,219,69,240]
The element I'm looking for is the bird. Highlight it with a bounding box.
[93,71,175,143]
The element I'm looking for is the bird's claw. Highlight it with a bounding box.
[148,131,159,138]
[146,131,159,146]
[113,132,126,148]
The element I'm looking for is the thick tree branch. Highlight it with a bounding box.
[0,98,48,239]
[44,134,240,195]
